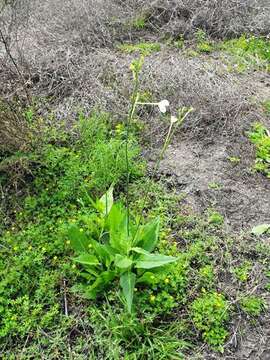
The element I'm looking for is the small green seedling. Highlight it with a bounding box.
[208,182,222,190]
[228,156,240,164]
[208,210,224,226]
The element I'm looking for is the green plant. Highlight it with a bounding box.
[208,182,222,190]
[68,187,178,312]
[228,156,240,164]
[131,14,148,29]
[191,292,230,351]
[240,296,266,316]
[118,42,161,55]
[198,264,215,286]
[195,29,213,53]
[232,261,252,282]
[262,100,270,115]
[208,210,224,226]
[248,122,270,178]
[220,35,270,72]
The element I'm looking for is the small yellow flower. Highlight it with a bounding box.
[72,264,76,269]
[134,288,138,292]
[42,247,46,251]
[66,240,71,245]
[53,256,57,260]
[28,246,32,251]
[164,278,170,284]
[13,246,18,251]
[202,288,206,293]
[150,295,156,302]
[11,227,15,231]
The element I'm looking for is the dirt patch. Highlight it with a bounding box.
[158,136,270,230]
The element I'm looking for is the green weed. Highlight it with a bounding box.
[118,42,161,55]
[240,296,266,316]
[130,14,148,30]
[195,30,214,54]
[232,261,252,282]
[191,292,230,351]
[248,122,270,178]
[220,35,270,72]
[208,210,224,226]
[262,100,270,115]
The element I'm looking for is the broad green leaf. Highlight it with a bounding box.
[98,185,114,216]
[131,247,150,255]
[73,253,99,266]
[115,255,133,269]
[135,253,178,269]
[107,204,130,253]
[135,218,160,252]
[120,271,136,313]
[251,223,270,235]
[68,225,90,252]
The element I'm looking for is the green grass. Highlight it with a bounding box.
[0,110,269,358]
[118,42,161,55]
[263,100,270,116]
[130,14,148,30]
[248,122,270,178]
[219,35,270,72]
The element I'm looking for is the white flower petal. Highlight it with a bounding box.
[170,115,178,124]
[158,100,170,113]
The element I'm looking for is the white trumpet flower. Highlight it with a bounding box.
[136,99,170,113]
[157,100,170,113]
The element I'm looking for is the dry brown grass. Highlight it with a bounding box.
[0,99,31,153]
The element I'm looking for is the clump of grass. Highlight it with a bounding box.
[262,100,270,116]
[248,122,270,178]
[195,29,214,54]
[117,42,161,55]
[130,14,148,30]
[220,35,270,72]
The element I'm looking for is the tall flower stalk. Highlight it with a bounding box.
[125,56,193,237]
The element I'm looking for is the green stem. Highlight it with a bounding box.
[133,108,193,242]
[125,73,140,236]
